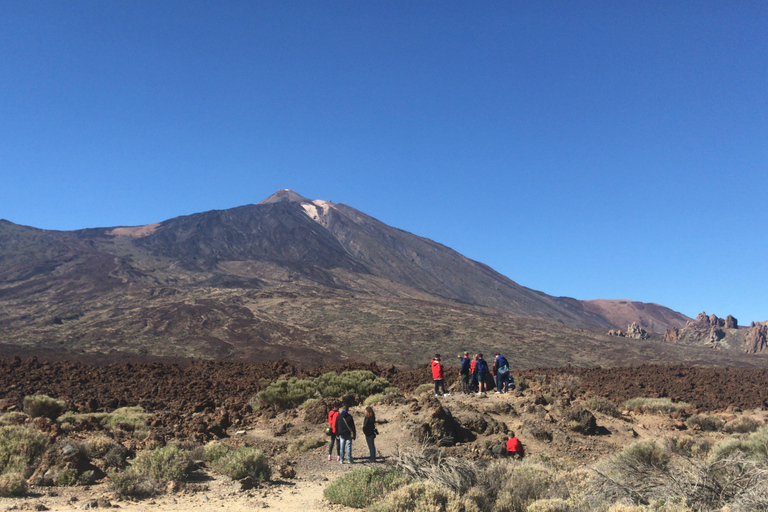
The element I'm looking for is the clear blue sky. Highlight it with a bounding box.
[1,2,766,324]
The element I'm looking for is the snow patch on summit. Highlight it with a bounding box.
[301,200,332,224]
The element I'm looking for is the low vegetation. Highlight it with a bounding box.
[211,446,270,481]
[324,466,411,509]
[623,397,690,414]
[22,394,65,420]
[253,370,391,410]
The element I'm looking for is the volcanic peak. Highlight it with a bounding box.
[258,189,311,205]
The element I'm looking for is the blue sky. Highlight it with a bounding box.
[1,1,766,324]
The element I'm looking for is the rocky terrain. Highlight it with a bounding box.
[2,357,768,511]
[664,312,768,355]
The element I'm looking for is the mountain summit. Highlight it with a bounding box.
[0,190,701,365]
[258,189,312,204]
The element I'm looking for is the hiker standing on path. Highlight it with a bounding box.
[493,353,510,393]
[362,406,378,463]
[470,354,479,393]
[432,354,448,396]
[327,404,340,461]
[458,352,471,394]
[475,353,489,395]
[335,406,356,463]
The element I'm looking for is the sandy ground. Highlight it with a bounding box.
[3,390,765,511]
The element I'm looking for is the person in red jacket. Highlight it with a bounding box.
[431,354,448,397]
[327,404,341,461]
[506,432,524,459]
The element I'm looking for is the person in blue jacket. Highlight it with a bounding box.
[475,353,489,395]
[493,352,510,393]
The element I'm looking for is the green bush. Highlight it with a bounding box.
[254,371,391,410]
[23,394,66,420]
[324,466,411,509]
[412,383,434,396]
[365,388,402,406]
[624,397,689,415]
[685,414,724,432]
[584,397,622,418]
[132,443,194,483]
[0,472,27,497]
[55,466,79,486]
[0,425,49,477]
[0,412,29,426]
[526,498,575,512]
[107,468,158,499]
[496,465,570,512]
[287,436,324,456]
[710,425,768,461]
[212,446,270,482]
[368,480,478,512]
[201,440,233,464]
[101,407,150,439]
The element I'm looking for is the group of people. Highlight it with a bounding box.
[326,404,378,464]
[432,352,514,396]
[324,351,520,464]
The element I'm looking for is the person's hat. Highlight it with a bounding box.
[435,354,440,359]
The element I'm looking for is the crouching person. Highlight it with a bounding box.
[506,432,525,459]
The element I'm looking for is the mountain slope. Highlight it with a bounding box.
[0,190,708,365]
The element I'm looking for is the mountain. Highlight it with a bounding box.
[6,189,757,368]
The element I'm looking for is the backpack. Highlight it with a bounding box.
[498,364,509,375]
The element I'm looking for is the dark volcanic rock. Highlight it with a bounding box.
[746,323,768,354]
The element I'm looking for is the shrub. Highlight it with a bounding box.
[55,466,79,486]
[364,393,387,405]
[368,480,477,512]
[0,425,49,477]
[0,472,27,497]
[723,416,762,434]
[315,370,390,399]
[710,425,768,461]
[201,440,233,464]
[623,397,689,415]
[412,383,434,396]
[253,370,391,410]
[324,466,411,509]
[101,407,150,439]
[584,397,622,418]
[685,414,724,432]
[618,440,671,470]
[81,436,131,470]
[107,468,158,499]
[392,447,481,494]
[516,377,530,392]
[0,412,29,426]
[132,443,193,483]
[550,374,581,393]
[592,436,768,510]
[212,446,270,482]
[287,436,324,456]
[494,465,570,512]
[23,394,65,420]
[526,498,574,512]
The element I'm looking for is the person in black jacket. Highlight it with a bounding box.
[458,352,471,394]
[362,406,378,462]
[335,406,356,463]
